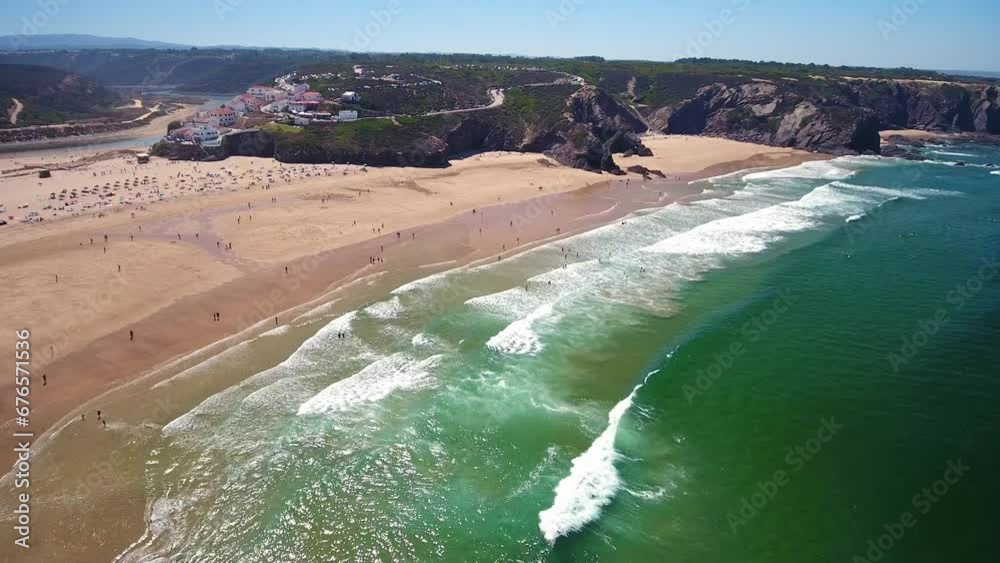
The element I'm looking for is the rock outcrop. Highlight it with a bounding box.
[648,81,880,154]
[155,85,650,173]
[646,79,999,154]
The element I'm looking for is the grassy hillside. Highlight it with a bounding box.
[0,64,123,127]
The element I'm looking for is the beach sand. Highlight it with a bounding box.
[0,134,823,561]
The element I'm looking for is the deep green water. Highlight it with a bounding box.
[122,145,1000,562]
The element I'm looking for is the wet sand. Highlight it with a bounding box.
[0,135,823,561]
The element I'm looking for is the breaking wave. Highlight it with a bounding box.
[538,368,660,544]
[297,354,443,416]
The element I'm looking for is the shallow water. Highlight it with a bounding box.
[119,146,1000,562]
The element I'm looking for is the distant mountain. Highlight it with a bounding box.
[0,33,189,51]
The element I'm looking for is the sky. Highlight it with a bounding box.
[3,0,997,71]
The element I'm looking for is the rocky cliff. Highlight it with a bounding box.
[646,79,999,154]
[155,85,649,173]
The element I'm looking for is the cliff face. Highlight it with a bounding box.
[647,80,999,154]
[445,86,648,172]
[156,86,649,173]
[852,81,1000,134]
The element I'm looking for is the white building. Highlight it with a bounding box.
[229,94,262,113]
[225,96,246,113]
[338,110,359,121]
[300,91,323,102]
[266,89,288,102]
[261,99,289,113]
[247,85,274,99]
[289,100,321,113]
[190,122,220,144]
[247,85,286,102]
[340,91,360,103]
[207,107,237,127]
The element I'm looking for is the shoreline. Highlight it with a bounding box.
[0,103,195,155]
[879,128,1000,146]
[0,137,825,469]
[0,136,825,561]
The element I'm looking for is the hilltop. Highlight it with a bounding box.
[0,63,124,128]
[1,49,996,168]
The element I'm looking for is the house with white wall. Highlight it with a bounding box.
[289,100,321,113]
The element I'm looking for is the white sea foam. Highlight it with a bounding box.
[643,176,960,257]
[625,486,668,500]
[742,159,854,182]
[845,213,866,224]
[160,310,359,436]
[992,170,1000,176]
[538,369,659,544]
[290,311,357,362]
[643,197,817,256]
[486,302,556,355]
[831,181,959,201]
[363,296,403,319]
[931,150,976,158]
[261,324,291,337]
[391,269,453,295]
[297,353,443,416]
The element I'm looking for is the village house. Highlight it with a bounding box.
[246,85,285,102]
[190,121,220,144]
[300,91,324,102]
[226,94,262,113]
[261,99,289,113]
[225,96,247,113]
[340,91,360,103]
[338,109,359,121]
[236,94,263,112]
[289,100,321,113]
[206,106,237,127]
[247,85,274,99]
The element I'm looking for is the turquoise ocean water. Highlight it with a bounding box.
[120,144,1000,562]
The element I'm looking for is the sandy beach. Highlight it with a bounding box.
[0,135,822,561]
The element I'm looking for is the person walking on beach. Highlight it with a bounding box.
[129,330,134,342]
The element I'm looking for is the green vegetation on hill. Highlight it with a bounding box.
[265,114,461,154]
[0,63,123,127]
[494,84,577,130]
[303,62,568,116]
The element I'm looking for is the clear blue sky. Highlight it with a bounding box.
[4,0,997,71]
